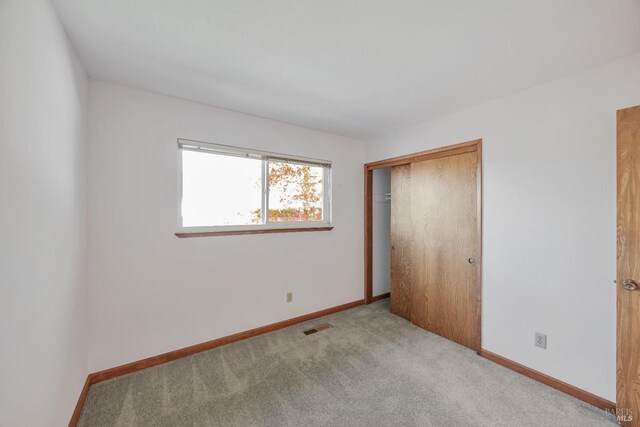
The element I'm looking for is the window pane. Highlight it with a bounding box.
[181,151,262,226]
[268,161,324,222]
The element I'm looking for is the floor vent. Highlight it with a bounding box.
[303,323,333,335]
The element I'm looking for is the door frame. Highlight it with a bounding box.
[363,139,483,345]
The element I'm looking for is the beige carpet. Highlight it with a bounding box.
[78,299,616,426]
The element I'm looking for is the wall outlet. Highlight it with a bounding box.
[535,332,547,349]
[286,292,293,303]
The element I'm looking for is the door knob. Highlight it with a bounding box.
[468,257,476,264]
[623,279,638,291]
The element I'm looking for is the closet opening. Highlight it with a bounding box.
[364,139,483,351]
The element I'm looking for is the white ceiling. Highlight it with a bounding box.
[52,0,640,139]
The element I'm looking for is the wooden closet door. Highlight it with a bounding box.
[410,151,480,350]
[390,164,412,320]
[617,105,640,426]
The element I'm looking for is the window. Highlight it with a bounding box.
[178,139,331,234]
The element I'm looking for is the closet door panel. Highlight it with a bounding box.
[410,152,479,350]
[390,164,412,320]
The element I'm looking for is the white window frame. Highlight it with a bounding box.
[176,138,332,233]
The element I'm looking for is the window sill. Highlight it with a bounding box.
[175,226,334,238]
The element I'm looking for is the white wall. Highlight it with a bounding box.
[87,81,365,371]
[367,52,640,401]
[372,168,391,296]
[0,0,88,425]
